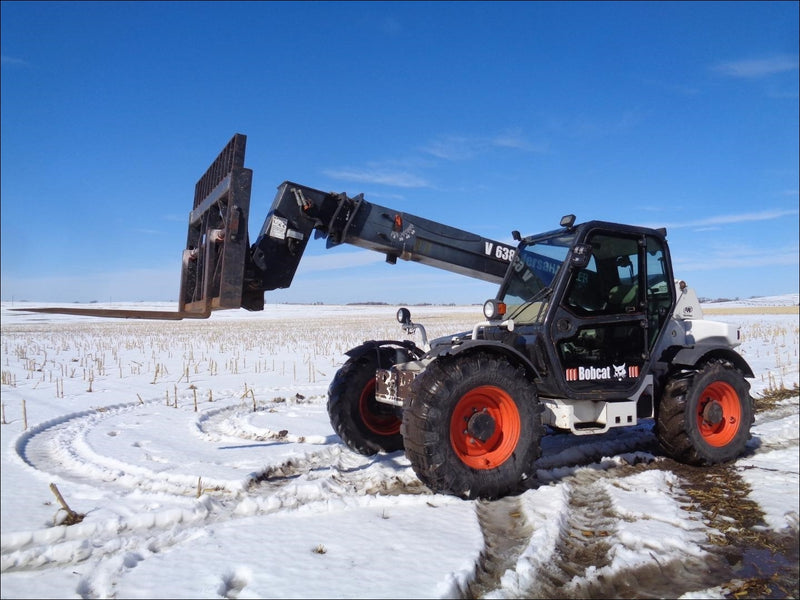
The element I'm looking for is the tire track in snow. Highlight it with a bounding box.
[19,403,173,489]
[534,422,660,474]
[196,395,335,445]
[748,400,800,455]
[675,461,799,598]
[457,456,731,599]
[8,393,797,596]
[481,404,799,600]
[4,400,428,577]
[754,400,799,424]
[485,449,797,599]
[464,496,532,599]
[522,470,616,598]
[16,397,343,498]
[17,401,248,497]
[459,453,655,598]
[509,465,728,600]
[2,448,428,575]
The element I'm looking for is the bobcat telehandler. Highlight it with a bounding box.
[21,134,755,499]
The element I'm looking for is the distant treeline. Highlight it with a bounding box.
[345,302,459,307]
[698,297,741,303]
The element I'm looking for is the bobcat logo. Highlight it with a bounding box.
[565,363,640,382]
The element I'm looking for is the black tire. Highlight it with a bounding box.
[402,352,543,500]
[327,348,406,455]
[656,359,754,465]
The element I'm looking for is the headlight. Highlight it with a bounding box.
[483,299,506,320]
[396,307,411,325]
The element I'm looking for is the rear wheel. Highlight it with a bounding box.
[327,348,406,455]
[657,359,753,465]
[402,352,543,500]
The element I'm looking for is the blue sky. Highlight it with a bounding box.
[2,1,798,305]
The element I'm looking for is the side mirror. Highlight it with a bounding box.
[569,243,592,268]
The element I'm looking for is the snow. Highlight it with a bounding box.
[1,300,797,599]
[702,293,800,308]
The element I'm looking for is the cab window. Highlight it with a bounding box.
[565,233,641,315]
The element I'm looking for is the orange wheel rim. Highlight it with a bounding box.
[359,379,401,436]
[450,385,521,469]
[696,381,741,447]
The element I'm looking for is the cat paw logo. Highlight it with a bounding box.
[566,363,640,382]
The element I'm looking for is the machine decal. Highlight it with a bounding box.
[566,364,640,382]
[390,224,416,242]
[484,242,516,262]
[268,215,288,240]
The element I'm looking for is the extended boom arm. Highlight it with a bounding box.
[180,133,516,316]
[16,134,517,320]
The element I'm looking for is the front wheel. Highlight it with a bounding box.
[402,353,543,500]
[327,348,407,455]
[657,359,753,465]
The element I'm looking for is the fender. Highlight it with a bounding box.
[427,338,542,381]
[344,339,426,365]
[662,344,755,378]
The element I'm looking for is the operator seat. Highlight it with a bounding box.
[607,283,638,312]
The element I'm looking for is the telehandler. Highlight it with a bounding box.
[22,134,754,499]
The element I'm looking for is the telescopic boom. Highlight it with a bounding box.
[18,134,517,319]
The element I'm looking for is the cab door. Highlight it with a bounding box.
[551,231,649,394]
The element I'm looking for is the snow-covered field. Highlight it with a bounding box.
[1,300,797,599]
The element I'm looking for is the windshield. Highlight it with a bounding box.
[500,233,575,323]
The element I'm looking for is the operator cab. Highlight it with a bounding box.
[484,217,676,400]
